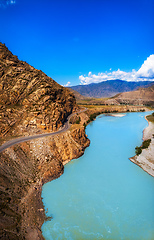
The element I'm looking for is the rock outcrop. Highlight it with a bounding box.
[0,43,90,239]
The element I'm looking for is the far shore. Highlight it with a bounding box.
[129,113,154,177]
[143,115,154,140]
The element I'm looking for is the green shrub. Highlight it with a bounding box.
[135,147,142,155]
[135,139,151,156]
[142,139,151,149]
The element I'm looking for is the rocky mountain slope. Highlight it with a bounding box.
[70,80,153,98]
[0,42,78,141]
[114,84,154,107]
[0,43,90,239]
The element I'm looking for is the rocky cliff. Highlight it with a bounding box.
[0,43,90,239]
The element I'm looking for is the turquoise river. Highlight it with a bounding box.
[41,112,154,240]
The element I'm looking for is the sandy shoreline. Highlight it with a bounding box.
[143,116,154,140]
[129,114,154,177]
[110,113,126,117]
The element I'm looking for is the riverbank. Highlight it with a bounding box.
[130,114,154,177]
[0,107,152,239]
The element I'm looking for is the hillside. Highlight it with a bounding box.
[71,80,153,98]
[114,84,154,107]
[0,43,90,239]
[0,43,78,141]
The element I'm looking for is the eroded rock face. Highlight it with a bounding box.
[0,42,77,139]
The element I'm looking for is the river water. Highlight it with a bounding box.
[41,112,154,240]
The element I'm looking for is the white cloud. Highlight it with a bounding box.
[79,55,154,85]
[136,54,154,78]
[63,81,71,87]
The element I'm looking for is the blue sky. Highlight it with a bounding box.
[0,0,154,86]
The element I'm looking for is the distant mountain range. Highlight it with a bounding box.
[70,80,153,98]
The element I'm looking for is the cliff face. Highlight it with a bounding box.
[0,42,77,140]
[0,43,90,239]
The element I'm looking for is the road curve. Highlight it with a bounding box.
[0,108,87,153]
